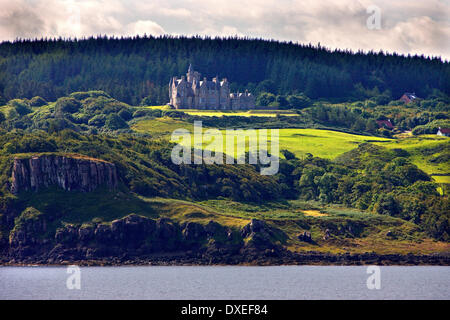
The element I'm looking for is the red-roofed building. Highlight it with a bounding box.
[399,92,418,104]
[437,127,450,137]
[376,119,394,130]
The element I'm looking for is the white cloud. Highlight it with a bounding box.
[125,20,165,37]
[0,0,448,60]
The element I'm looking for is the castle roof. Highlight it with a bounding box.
[199,80,219,90]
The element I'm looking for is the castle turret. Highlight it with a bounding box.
[187,64,194,82]
[219,78,230,110]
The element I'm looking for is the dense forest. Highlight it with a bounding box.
[0,36,449,105]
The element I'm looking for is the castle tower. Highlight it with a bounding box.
[220,78,230,110]
[186,63,194,82]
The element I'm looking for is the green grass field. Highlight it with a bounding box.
[274,128,391,159]
[180,127,392,160]
[132,117,449,183]
[142,106,299,117]
[180,109,298,117]
[132,118,391,158]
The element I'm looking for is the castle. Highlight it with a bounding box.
[169,64,255,110]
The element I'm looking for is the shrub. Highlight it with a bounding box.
[118,109,132,121]
[388,100,405,106]
[281,149,296,160]
[256,92,276,106]
[8,99,32,116]
[378,128,392,138]
[71,90,110,99]
[70,92,91,100]
[88,114,107,127]
[105,113,128,130]
[140,96,158,106]
[55,97,81,114]
[29,96,47,107]
[287,94,312,109]
[364,100,377,108]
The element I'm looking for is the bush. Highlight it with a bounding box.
[140,96,158,106]
[287,94,312,109]
[105,114,128,130]
[132,109,161,118]
[8,99,32,116]
[378,128,392,138]
[351,101,364,108]
[88,114,107,127]
[55,97,81,114]
[69,90,110,101]
[29,96,47,107]
[388,100,405,106]
[364,100,377,108]
[281,149,296,160]
[70,92,91,100]
[118,109,132,121]
[72,113,90,124]
[256,92,276,106]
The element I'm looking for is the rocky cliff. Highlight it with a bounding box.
[5,212,290,264]
[10,155,118,194]
[3,211,449,265]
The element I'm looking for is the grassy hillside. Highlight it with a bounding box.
[132,117,448,183]
[374,135,450,183]
[187,128,391,160]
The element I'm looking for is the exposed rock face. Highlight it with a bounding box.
[298,231,312,243]
[5,212,450,265]
[10,155,118,194]
[241,219,287,253]
[7,213,242,261]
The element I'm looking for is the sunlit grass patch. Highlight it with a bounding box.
[302,210,329,217]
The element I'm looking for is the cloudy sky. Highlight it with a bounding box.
[1,0,449,60]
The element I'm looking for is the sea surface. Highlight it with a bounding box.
[0,265,448,300]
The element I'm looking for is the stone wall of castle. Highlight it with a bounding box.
[169,65,255,110]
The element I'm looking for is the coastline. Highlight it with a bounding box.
[2,252,450,267]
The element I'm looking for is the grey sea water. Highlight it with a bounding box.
[0,265,448,300]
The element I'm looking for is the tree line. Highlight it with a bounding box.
[0,35,448,105]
